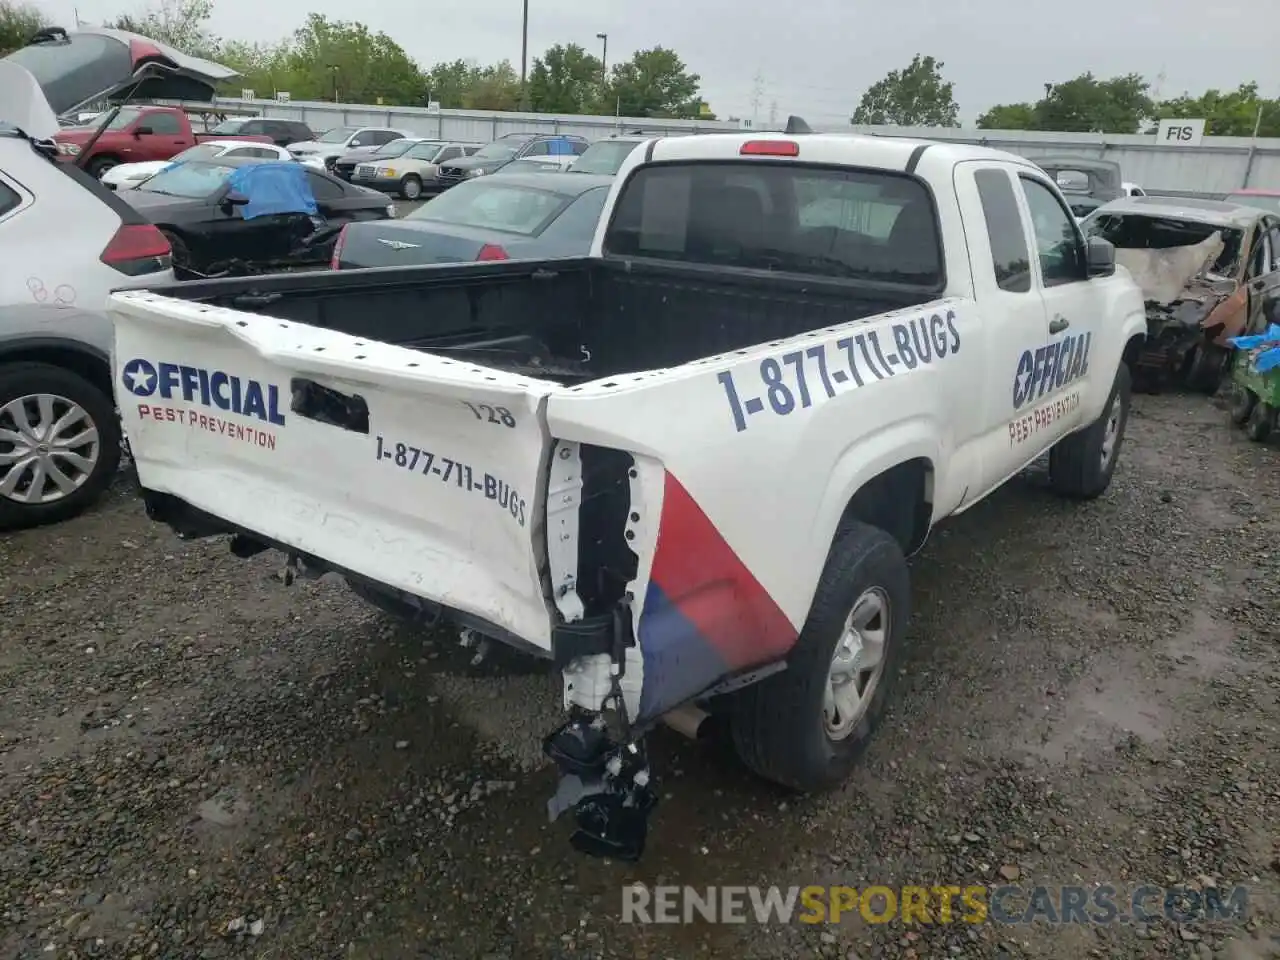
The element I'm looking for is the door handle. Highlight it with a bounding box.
[1049,316,1070,334]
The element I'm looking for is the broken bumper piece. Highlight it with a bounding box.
[543,713,658,862]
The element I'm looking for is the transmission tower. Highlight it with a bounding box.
[749,71,765,127]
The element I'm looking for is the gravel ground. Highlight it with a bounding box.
[1,391,1278,960]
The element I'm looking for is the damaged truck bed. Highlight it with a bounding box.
[1083,196,1280,393]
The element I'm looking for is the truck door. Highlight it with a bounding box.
[953,162,1097,490]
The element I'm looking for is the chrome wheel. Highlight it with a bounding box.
[824,587,890,740]
[1099,391,1122,469]
[0,393,101,505]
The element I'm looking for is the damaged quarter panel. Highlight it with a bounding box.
[547,299,972,723]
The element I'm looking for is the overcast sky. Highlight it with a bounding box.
[38,0,1280,125]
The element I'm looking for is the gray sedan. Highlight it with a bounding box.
[332,172,613,268]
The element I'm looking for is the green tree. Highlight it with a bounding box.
[107,0,220,59]
[975,102,1038,130]
[464,60,519,111]
[1153,82,1280,137]
[281,14,423,104]
[605,46,702,118]
[421,59,481,108]
[0,0,44,57]
[852,54,958,127]
[528,43,603,114]
[977,73,1153,133]
[1035,72,1151,133]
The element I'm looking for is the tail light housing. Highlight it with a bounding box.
[476,243,509,261]
[100,224,171,275]
[330,224,350,269]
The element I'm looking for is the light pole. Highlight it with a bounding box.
[330,65,339,103]
[519,0,529,111]
[596,32,608,85]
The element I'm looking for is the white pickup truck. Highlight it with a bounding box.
[109,132,1148,860]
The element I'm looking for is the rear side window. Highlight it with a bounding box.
[406,182,574,236]
[306,172,344,201]
[0,178,22,218]
[974,168,1032,293]
[605,161,943,286]
[147,112,183,135]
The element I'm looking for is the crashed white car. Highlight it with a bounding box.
[109,133,1147,859]
[101,139,293,190]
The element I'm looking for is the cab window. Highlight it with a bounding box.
[974,168,1032,293]
[1018,176,1086,286]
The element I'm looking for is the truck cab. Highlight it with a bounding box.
[51,106,274,179]
[110,132,1148,859]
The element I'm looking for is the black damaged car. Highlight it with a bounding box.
[119,155,394,276]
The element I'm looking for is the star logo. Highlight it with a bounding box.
[121,358,158,397]
[1016,365,1035,401]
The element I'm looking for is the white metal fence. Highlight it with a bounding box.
[203,98,1280,194]
[207,97,741,142]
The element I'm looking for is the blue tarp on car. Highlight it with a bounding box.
[226,162,318,220]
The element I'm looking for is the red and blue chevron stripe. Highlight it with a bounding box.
[635,471,798,720]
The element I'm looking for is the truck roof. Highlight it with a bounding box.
[641,131,1044,176]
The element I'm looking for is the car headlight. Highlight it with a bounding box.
[383,168,396,177]
[386,204,396,217]
[469,168,485,177]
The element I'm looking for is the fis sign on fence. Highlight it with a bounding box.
[1155,118,1206,147]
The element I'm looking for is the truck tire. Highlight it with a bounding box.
[399,175,423,200]
[87,156,120,179]
[1229,388,1257,426]
[1048,362,1131,500]
[0,362,122,532]
[1245,403,1274,442]
[1184,343,1229,395]
[729,521,909,792]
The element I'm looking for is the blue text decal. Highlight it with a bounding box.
[374,435,526,527]
[715,309,962,433]
[121,358,286,426]
[1011,332,1092,410]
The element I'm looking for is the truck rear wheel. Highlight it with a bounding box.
[729,521,909,792]
[1048,362,1130,500]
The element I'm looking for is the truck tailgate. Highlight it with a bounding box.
[110,290,561,652]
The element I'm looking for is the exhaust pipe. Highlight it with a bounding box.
[661,704,709,740]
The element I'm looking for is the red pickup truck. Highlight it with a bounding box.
[53,105,273,178]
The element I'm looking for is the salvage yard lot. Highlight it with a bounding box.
[2,393,1278,960]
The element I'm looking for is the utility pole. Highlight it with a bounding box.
[749,71,765,128]
[769,100,778,129]
[519,0,530,111]
[596,32,608,86]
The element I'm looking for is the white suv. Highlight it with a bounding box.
[0,128,175,531]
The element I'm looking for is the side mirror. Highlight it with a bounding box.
[349,139,362,148]
[1086,236,1115,278]
[222,190,249,208]
[134,125,153,137]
